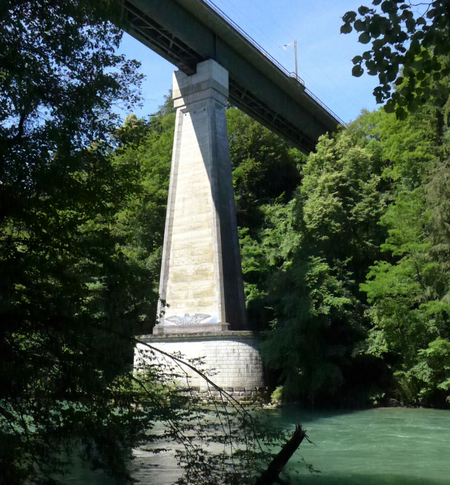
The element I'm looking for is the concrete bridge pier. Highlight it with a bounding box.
[136,59,264,398]
[156,59,246,332]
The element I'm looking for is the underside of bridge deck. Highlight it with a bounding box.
[120,0,343,153]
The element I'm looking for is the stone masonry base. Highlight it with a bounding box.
[134,331,265,399]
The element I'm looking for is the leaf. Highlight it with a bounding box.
[386,64,398,82]
[352,65,365,77]
[407,97,419,113]
[354,19,367,32]
[381,1,395,13]
[366,60,378,75]
[434,42,450,56]
[358,6,371,15]
[359,32,371,44]
[340,23,353,34]
[369,17,382,38]
[384,98,396,113]
[395,106,407,119]
[343,10,358,22]
[405,17,416,32]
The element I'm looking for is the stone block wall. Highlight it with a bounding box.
[135,332,265,398]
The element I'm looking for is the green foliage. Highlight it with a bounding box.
[112,109,175,309]
[359,108,450,406]
[239,201,300,330]
[253,101,449,406]
[342,1,450,118]
[0,1,170,482]
[262,254,355,403]
[227,108,302,231]
[259,118,393,404]
[362,190,433,359]
[270,386,284,404]
[361,187,450,405]
[359,106,440,186]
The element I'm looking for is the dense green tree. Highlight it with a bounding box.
[360,116,450,405]
[260,118,392,404]
[253,68,450,406]
[0,1,159,481]
[112,109,175,318]
[238,201,300,330]
[338,0,450,405]
[227,108,302,231]
[226,109,304,329]
[362,189,441,403]
[339,0,450,403]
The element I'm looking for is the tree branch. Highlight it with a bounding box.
[254,424,306,485]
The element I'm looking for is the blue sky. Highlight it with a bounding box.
[118,0,381,123]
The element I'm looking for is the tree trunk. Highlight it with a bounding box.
[254,424,306,485]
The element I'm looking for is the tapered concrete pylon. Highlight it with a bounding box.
[154,60,247,335]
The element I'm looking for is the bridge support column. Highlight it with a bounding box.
[138,60,264,398]
[154,59,246,334]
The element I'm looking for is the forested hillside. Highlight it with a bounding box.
[245,70,449,407]
[111,66,449,409]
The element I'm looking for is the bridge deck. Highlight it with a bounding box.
[120,0,343,152]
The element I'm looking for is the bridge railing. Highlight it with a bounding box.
[304,88,346,126]
[202,0,346,126]
[202,0,304,85]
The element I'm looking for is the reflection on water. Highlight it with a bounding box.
[68,407,450,485]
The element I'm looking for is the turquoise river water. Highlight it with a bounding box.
[67,407,450,485]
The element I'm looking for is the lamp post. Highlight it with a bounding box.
[294,38,298,79]
[283,38,298,79]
